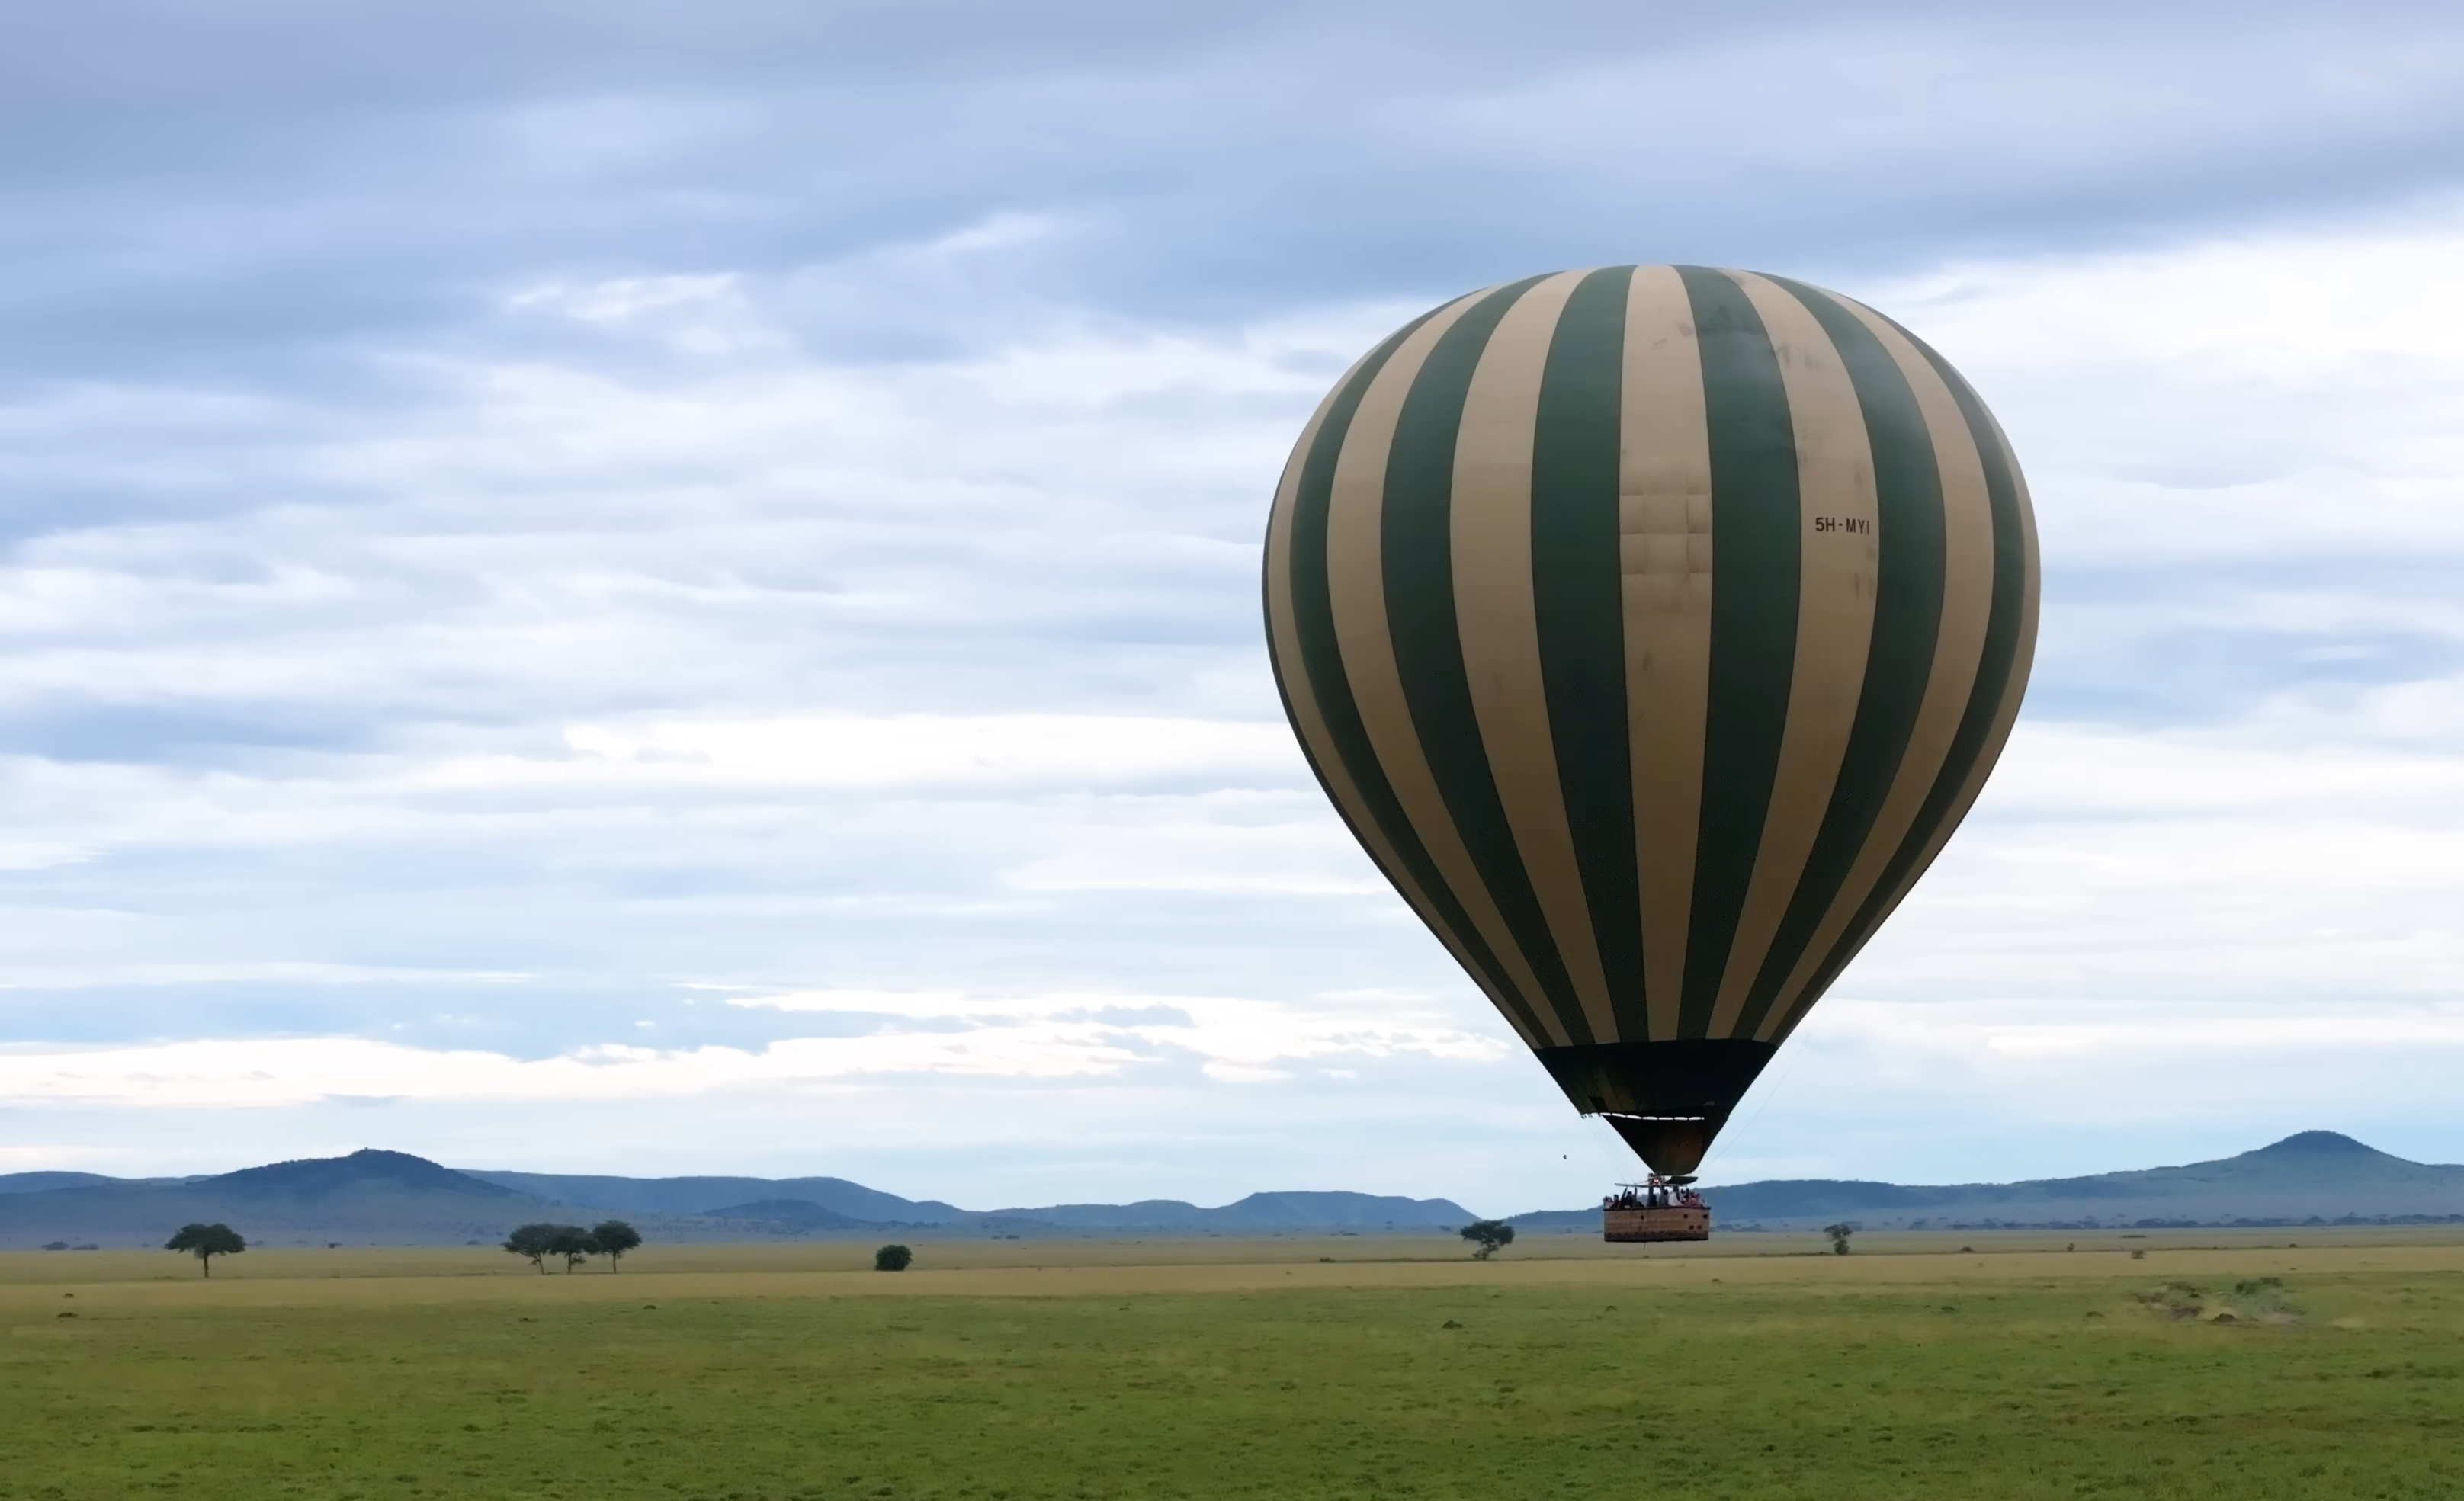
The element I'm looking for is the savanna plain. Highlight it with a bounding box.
[5,1230,2462,1500]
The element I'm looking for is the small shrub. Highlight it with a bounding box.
[2134,1281,2206,1320]
[2225,1277,2299,1320]
[874,1244,913,1272]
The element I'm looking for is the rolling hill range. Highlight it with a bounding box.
[0,1150,1476,1248]
[1510,1132,2464,1232]
[5,1133,2458,1248]
[460,1169,1469,1233]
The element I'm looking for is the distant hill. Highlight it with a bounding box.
[0,1172,123,1195]
[697,1198,877,1231]
[1509,1133,2464,1231]
[985,1191,1472,1231]
[214,1149,521,1201]
[0,1170,206,1195]
[0,1150,548,1248]
[460,1170,968,1223]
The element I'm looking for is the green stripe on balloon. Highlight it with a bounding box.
[1529,266,1648,1044]
[1275,306,1551,1044]
[1731,276,1949,1040]
[1673,266,1801,1041]
[1380,275,1595,1044]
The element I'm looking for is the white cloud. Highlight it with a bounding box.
[1874,207,2464,567]
[1805,997,2464,1061]
[0,962,531,990]
[562,714,1301,790]
[0,987,1506,1108]
[1001,793,1388,894]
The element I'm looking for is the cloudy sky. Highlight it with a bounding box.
[4,0,2463,1212]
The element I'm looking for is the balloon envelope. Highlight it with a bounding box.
[1262,265,2038,1174]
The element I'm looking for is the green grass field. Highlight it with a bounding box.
[5,1240,2462,1499]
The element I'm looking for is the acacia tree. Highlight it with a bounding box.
[1823,1223,1856,1256]
[165,1222,245,1277]
[1459,1220,1516,1260]
[503,1222,561,1274]
[874,1243,913,1272]
[547,1225,602,1273]
[591,1220,643,1271]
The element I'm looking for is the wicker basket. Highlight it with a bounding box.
[1603,1204,1711,1243]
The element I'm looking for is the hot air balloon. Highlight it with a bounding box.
[1262,265,2038,1202]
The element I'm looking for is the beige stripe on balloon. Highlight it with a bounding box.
[1265,353,1543,1051]
[1704,271,1880,1040]
[1323,287,1572,1047]
[1766,397,2040,1046]
[1449,269,1619,1044]
[1753,293,1994,1040]
[1618,265,1715,1041]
